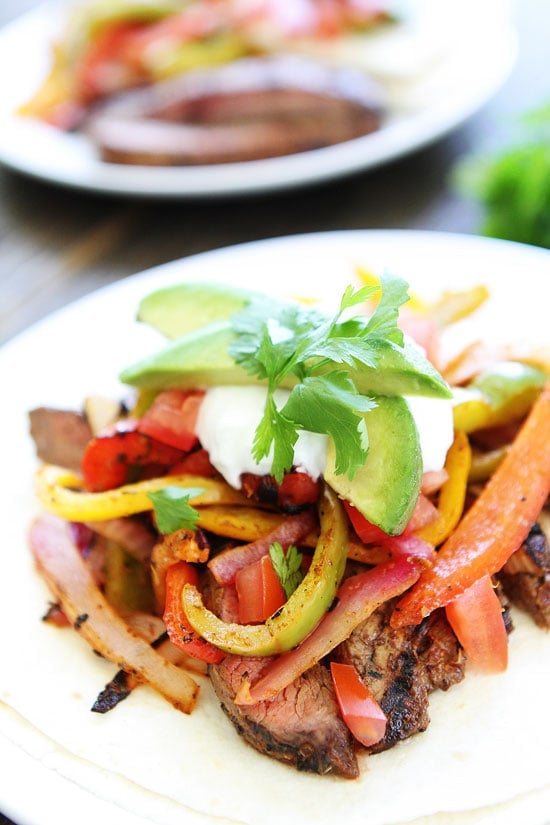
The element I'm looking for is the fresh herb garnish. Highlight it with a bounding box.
[454,102,550,248]
[147,486,203,534]
[269,542,304,598]
[229,274,409,481]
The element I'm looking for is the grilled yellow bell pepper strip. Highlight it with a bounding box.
[453,361,548,433]
[416,431,471,546]
[357,267,489,324]
[194,505,317,546]
[181,485,348,657]
[428,285,489,326]
[34,464,248,522]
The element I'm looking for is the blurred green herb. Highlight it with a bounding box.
[454,103,550,248]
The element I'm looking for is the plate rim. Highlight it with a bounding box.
[0,1,518,198]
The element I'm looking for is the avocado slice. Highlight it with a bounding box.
[324,396,422,535]
[120,319,450,398]
[137,282,256,340]
[120,322,254,390]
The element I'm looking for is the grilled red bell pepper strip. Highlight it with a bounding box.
[81,419,185,491]
[163,562,224,664]
[391,381,550,628]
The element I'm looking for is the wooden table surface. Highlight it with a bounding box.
[1,1,548,823]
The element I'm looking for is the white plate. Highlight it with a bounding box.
[2,230,550,825]
[0,1,517,198]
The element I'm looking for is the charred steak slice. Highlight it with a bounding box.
[29,407,93,472]
[86,55,383,166]
[204,572,358,778]
[335,598,465,754]
[498,518,550,628]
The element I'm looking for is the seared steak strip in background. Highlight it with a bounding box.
[203,571,359,778]
[85,55,383,166]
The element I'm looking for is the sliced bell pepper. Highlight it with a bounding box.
[235,556,420,706]
[428,285,490,327]
[193,505,296,544]
[392,381,550,627]
[453,361,548,433]
[163,562,224,664]
[416,431,471,546]
[103,540,154,615]
[180,484,348,657]
[34,464,248,522]
[81,420,185,491]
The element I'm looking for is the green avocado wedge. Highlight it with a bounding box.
[120,322,253,389]
[137,282,256,340]
[120,319,451,398]
[324,395,422,535]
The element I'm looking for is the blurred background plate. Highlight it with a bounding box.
[1,229,550,825]
[0,0,517,198]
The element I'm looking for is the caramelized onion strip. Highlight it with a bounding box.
[29,514,199,714]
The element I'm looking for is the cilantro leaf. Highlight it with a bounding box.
[362,272,408,344]
[229,274,417,482]
[282,373,374,478]
[339,283,380,313]
[269,542,304,598]
[147,486,203,534]
[252,394,298,481]
[230,296,324,382]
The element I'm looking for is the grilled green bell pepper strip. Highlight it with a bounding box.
[453,361,548,433]
[104,541,154,616]
[181,484,348,657]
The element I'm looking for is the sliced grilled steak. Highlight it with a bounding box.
[335,598,465,753]
[86,55,383,166]
[498,518,550,628]
[29,407,93,472]
[204,572,359,778]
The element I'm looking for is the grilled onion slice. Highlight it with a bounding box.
[29,513,199,714]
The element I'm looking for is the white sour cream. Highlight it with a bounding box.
[195,386,328,488]
[196,386,455,489]
[404,394,454,473]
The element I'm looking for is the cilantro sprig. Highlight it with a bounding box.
[147,486,203,534]
[229,274,409,482]
[269,542,304,599]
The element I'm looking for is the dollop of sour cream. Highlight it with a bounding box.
[404,395,454,474]
[195,386,328,488]
[196,386,455,489]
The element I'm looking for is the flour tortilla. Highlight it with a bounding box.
[1,231,549,825]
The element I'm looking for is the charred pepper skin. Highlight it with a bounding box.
[181,484,348,656]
